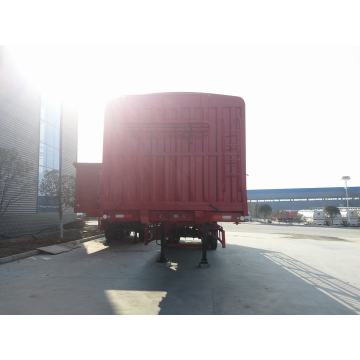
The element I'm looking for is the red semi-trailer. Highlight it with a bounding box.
[75,92,247,266]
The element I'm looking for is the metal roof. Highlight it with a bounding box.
[247,186,360,200]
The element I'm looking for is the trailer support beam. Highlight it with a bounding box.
[198,235,209,267]
[157,225,167,263]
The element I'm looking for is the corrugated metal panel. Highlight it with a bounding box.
[0,49,40,214]
[101,93,247,213]
[61,104,78,178]
[0,47,78,216]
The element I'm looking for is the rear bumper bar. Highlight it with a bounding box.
[99,210,245,224]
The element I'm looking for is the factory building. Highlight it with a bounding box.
[247,187,360,211]
[0,47,77,237]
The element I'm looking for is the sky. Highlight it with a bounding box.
[3,1,360,190]
[74,43,360,191]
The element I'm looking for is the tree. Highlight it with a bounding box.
[324,206,340,225]
[257,204,272,220]
[39,169,75,240]
[39,169,75,209]
[248,203,259,218]
[0,147,33,217]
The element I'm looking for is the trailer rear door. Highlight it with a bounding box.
[102,93,247,215]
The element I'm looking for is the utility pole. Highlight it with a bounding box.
[59,104,64,240]
[341,175,351,225]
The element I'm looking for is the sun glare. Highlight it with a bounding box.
[5,44,360,187]
[8,45,111,104]
[7,45,125,163]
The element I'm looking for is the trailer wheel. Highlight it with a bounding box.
[105,228,116,244]
[207,234,218,250]
[138,228,145,242]
[169,235,180,244]
[105,224,124,245]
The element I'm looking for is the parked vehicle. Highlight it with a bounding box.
[342,209,360,226]
[313,209,345,226]
[273,210,299,223]
[313,210,327,225]
[325,214,343,226]
[75,92,248,265]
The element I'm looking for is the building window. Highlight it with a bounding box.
[37,95,61,211]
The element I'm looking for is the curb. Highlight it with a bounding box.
[0,233,104,265]
[63,233,105,247]
[0,250,40,265]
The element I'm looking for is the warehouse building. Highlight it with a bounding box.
[0,47,77,237]
[247,187,360,211]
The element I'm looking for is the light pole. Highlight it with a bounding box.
[341,175,351,225]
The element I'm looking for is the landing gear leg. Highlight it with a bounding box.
[198,235,210,267]
[157,226,167,263]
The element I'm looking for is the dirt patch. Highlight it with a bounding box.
[0,220,103,258]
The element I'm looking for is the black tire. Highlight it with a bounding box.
[207,234,218,250]
[171,235,181,244]
[137,228,145,242]
[105,225,124,245]
[105,229,115,245]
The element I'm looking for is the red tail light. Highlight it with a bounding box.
[114,213,134,220]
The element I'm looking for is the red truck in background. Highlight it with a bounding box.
[75,92,247,266]
[273,210,300,223]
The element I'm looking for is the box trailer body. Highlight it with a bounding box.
[75,92,247,264]
[75,163,102,217]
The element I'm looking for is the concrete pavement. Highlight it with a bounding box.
[0,223,359,314]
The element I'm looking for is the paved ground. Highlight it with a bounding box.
[0,223,359,314]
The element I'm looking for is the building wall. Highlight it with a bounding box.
[248,199,360,211]
[0,213,77,237]
[61,103,78,215]
[62,103,78,179]
[0,47,40,215]
[0,47,78,237]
